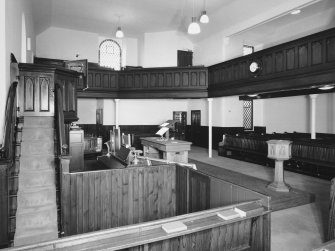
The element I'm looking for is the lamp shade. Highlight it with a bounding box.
[199,11,209,23]
[188,17,201,34]
[115,27,124,38]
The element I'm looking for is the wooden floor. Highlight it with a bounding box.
[190,159,315,211]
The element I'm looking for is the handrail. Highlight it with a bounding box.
[0,55,19,161]
[137,156,197,170]
[55,84,67,156]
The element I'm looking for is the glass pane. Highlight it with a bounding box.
[99,40,121,70]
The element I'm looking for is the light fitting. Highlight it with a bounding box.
[247,94,258,97]
[116,27,124,38]
[290,9,301,15]
[188,0,201,35]
[115,16,124,38]
[318,85,335,90]
[199,10,209,24]
[188,17,201,34]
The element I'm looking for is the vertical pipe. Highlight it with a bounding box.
[115,99,120,129]
[309,94,318,139]
[208,98,213,158]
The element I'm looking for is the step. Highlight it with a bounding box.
[23,116,54,129]
[20,141,54,156]
[14,207,58,246]
[14,231,58,247]
[17,187,56,212]
[18,169,55,189]
[21,128,54,141]
[19,155,55,172]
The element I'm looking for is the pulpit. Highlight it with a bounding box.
[267,140,292,192]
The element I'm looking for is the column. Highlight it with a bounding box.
[115,99,120,128]
[208,98,213,158]
[309,94,318,139]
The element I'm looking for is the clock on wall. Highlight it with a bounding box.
[249,61,261,74]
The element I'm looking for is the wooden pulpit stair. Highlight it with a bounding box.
[14,116,58,246]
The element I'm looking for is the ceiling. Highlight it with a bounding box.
[30,0,335,43]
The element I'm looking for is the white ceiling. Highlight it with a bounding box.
[31,0,335,43]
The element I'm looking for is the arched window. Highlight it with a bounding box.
[99,39,122,70]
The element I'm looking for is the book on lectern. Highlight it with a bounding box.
[162,221,187,234]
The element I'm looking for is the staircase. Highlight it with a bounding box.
[14,116,58,246]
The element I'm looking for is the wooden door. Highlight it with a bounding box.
[177,50,193,67]
[173,111,187,140]
[190,110,201,146]
[18,72,54,116]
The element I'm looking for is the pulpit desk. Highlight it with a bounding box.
[141,137,192,163]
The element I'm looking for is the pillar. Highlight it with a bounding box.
[115,99,120,129]
[208,98,213,158]
[309,94,318,139]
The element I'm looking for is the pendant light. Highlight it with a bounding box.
[188,0,201,34]
[115,16,124,38]
[199,0,209,23]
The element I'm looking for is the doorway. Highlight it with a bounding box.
[191,110,201,146]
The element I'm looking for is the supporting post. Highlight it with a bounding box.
[309,94,318,139]
[115,99,120,129]
[208,98,213,158]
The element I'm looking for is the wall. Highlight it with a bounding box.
[193,2,335,66]
[186,97,244,127]
[77,99,189,126]
[36,27,98,62]
[142,31,193,67]
[1,0,35,144]
[263,93,335,134]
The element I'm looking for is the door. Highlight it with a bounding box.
[177,50,193,67]
[190,110,201,146]
[173,111,187,140]
[18,72,54,116]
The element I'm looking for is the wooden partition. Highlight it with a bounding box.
[61,164,176,236]
[3,200,270,251]
[61,162,270,241]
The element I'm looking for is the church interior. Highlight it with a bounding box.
[1,0,335,250]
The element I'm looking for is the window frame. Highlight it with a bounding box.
[98,39,122,70]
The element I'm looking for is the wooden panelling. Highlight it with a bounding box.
[208,27,335,97]
[298,44,308,68]
[134,74,141,88]
[275,51,284,72]
[24,76,34,111]
[174,72,181,87]
[61,165,177,236]
[165,73,172,87]
[6,201,270,251]
[286,47,295,70]
[326,36,335,62]
[0,163,8,247]
[189,169,210,213]
[311,40,323,65]
[182,72,189,87]
[263,54,273,74]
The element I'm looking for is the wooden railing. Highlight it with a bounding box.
[0,54,19,247]
[0,82,18,160]
[55,84,67,156]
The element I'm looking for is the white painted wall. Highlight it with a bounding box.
[1,0,35,144]
[263,94,335,134]
[37,27,99,62]
[77,99,189,126]
[36,27,139,66]
[77,99,97,124]
[142,31,193,67]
